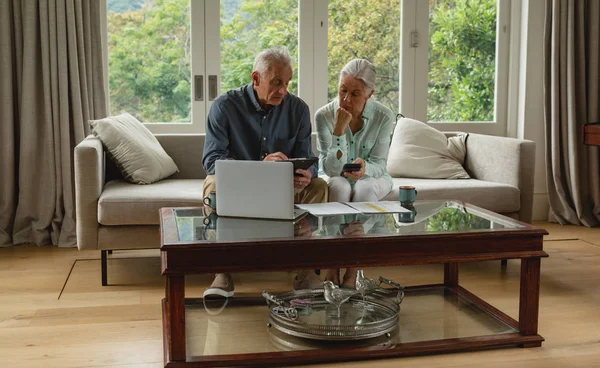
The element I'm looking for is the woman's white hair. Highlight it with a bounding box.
[253,47,292,76]
[339,59,376,94]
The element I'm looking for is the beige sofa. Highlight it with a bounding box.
[74,133,534,285]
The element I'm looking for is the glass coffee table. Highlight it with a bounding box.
[159,200,548,367]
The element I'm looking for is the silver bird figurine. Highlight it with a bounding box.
[355,269,379,299]
[323,280,358,318]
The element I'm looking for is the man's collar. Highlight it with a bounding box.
[245,83,264,112]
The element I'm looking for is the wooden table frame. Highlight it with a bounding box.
[159,205,548,367]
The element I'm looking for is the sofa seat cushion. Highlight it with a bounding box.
[383,178,520,214]
[98,179,205,225]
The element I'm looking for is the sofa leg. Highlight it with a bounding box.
[501,259,508,267]
[101,250,108,286]
[107,250,113,255]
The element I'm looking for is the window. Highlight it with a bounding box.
[402,0,510,135]
[107,0,191,124]
[427,0,498,122]
[106,0,511,135]
[107,0,300,134]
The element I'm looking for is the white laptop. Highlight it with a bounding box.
[215,160,308,220]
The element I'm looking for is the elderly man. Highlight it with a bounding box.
[201,46,327,299]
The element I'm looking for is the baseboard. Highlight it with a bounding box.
[532,193,549,221]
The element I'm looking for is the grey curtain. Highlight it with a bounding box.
[0,0,108,247]
[544,0,600,226]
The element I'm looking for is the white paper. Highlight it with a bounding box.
[295,202,361,216]
[344,201,412,214]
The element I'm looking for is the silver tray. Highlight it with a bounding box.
[263,287,402,341]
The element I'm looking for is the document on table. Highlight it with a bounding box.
[344,201,412,214]
[295,202,361,216]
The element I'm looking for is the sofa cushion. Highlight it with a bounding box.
[90,112,179,184]
[98,179,204,225]
[383,178,520,214]
[387,118,470,179]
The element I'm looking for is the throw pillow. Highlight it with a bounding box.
[386,118,470,179]
[89,112,179,184]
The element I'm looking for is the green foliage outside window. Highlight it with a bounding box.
[428,0,497,122]
[107,0,191,122]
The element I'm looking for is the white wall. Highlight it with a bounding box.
[511,0,549,221]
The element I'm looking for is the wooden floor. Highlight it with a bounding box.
[1,221,600,368]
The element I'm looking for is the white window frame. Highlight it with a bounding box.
[298,0,328,121]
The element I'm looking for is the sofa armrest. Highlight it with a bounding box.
[463,133,536,223]
[74,135,104,250]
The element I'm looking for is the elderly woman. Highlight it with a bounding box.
[315,58,395,287]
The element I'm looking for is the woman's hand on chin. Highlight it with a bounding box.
[333,107,352,136]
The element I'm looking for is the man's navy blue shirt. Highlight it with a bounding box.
[202,83,317,177]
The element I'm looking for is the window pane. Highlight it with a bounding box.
[428,0,497,122]
[328,0,401,113]
[220,0,299,94]
[107,0,191,123]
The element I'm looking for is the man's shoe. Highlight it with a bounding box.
[203,273,234,299]
[294,270,323,290]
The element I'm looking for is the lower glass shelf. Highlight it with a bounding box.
[184,285,518,357]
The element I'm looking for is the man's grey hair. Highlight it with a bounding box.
[339,59,376,94]
[253,47,292,76]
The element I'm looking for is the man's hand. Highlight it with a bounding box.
[343,221,365,236]
[263,152,288,161]
[344,157,366,181]
[332,107,352,136]
[294,169,312,193]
